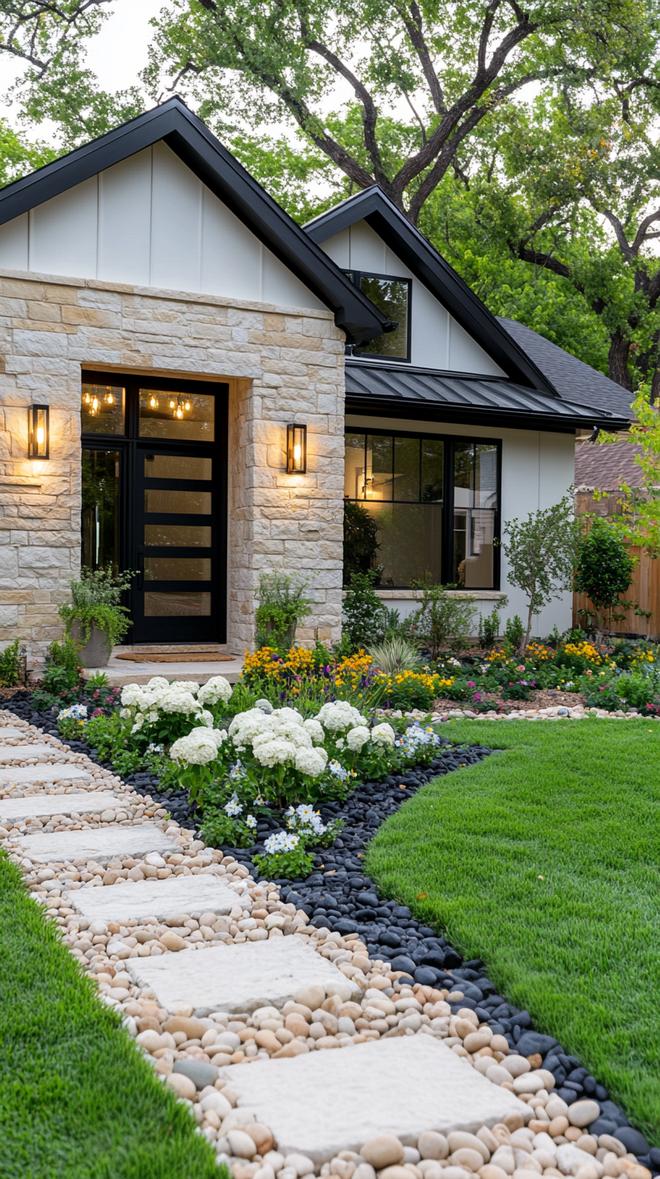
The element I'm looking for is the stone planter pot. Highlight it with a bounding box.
[70,622,112,668]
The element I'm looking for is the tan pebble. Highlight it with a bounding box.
[442,1169,472,1179]
[274,1040,308,1059]
[576,1138,598,1157]
[417,1132,448,1161]
[477,1129,499,1154]
[378,1168,411,1179]
[163,1015,207,1039]
[490,1147,515,1173]
[546,1098,569,1119]
[450,1149,485,1171]
[360,1135,405,1169]
[481,1168,509,1179]
[464,1029,492,1053]
[285,1013,310,1037]
[285,1153,315,1176]
[565,1127,582,1142]
[491,1035,509,1054]
[294,985,325,1009]
[244,1124,275,1154]
[618,1165,651,1179]
[254,1029,280,1052]
[549,1118,569,1138]
[227,1129,258,1159]
[135,1029,163,1053]
[354,1166,376,1179]
[504,1114,526,1132]
[598,1139,626,1160]
[502,1056,531,1078]
[166,1073,196,1100]
[448,1135,490,1163]
[567,1101,600,1129]
[160,931,187,951]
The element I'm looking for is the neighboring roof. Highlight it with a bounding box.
[306,187,557,395]
[575,439,644,490]
[0,98,389,346]
[498,318,634,421]
[345,360,631,432]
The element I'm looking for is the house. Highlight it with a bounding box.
[0,98,633,661]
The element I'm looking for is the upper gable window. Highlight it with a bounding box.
[347,271,411,362]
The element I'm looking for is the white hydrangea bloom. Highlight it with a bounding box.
[316,701,367,731]
[346,725,370,751]
[370,722,396,746]
[228,707,272,748]
[169,726,225,765]
[199,709,214,727]
[252,738,296,767]
[197,676,232,706]
[294,745,328,777]
[303,718,325,744]
[274,706,304,725]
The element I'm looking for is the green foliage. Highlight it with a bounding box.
[503,615,525,652]
[32,638,82,710]
[598,391,660,557]
[200,809,257,849]
[501,497,580,651]
[83,711,143,773]
[254,573,311,651]
[403,583,477,659]
[60,565,132,647]
[342,571,388,650]
[575,518,634,622]
[0,640,26,687]
[368,635,421,675]
[343,498,381,582]
[253,843,315,880]
[478,607,502,649]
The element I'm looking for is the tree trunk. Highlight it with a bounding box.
[522,604,534,654]
[607,331,633,390]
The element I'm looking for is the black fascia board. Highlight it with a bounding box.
[0,98,389,346]
[345,394,630,434]
[306,186,557,394]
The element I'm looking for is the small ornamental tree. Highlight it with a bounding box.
[598,389,660,559]
[575,518,634,630]
[501,495,580,652]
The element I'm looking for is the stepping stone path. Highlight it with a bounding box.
[0,762,90,788]
[0,742,59,762]
[17,823,179,863]
[67,873,249,924]
[126,934,359,1012]
[0,790,122,822]
[221,1036,529,1162]
[0,709,650,1179]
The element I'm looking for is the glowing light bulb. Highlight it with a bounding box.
[169,399,176,410]
[91,396,100,415]
[176,406,184,419]
[293,443,302,465]
[36,425,45,447]
[104,391,115,405]
[184,400,191,412]
[148,394,159,409]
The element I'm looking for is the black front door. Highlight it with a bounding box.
[81,373,227,645]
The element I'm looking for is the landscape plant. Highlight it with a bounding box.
[500,496,580,651]
[341,571,388,650]
[575,517,634,630]
[254,572,311,651]
[60,566,133,652]
[0,639,26,688]
[403,582,477,658]
[368,635,421,675]
[31,638,82,711]
[343,498,381,580]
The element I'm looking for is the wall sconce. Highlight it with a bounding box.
[286,423,307,474]
[27,404,49,459]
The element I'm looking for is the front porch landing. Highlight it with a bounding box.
[82,645,245,686]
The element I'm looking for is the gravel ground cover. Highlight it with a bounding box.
[0,851,223,1179]
[7,693,657,1171]
[367,719,660,1149]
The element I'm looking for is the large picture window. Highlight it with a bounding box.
[344,430,500,589]
[346,271,411,361]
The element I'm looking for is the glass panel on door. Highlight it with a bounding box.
[81,449,121,569]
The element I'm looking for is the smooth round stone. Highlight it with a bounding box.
[378,1168,412,1179]
[447,1134,489,1162]
[418,1132,448,1161]
[481,1168,509,1179]
[360,1135,405,1169]
[166,1072,196,1100]
[613,1128,649,1156]
[173,1058,218,1090]
[450,1148,485,1171]
[567,1100,601,1129]
[513,1072,545,1094]
[227,1130,258,1159]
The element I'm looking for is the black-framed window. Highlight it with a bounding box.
[346,271,411,361]
[344,429,500,589]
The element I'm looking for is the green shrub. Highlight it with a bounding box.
[60,566,132,647]
[369,635,421,674]
[0,639,26,687]
[504,614,524,652]
[478,607,503,649]
[575,519,634,623]
[403,582,476,658]
[343,498,381,581]
[254,572,311,651]
[32,638,82,710]
[342,570,388,650]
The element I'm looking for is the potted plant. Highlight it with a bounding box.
[254,572,311,651]
[59,566,133,668]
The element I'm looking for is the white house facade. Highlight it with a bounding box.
[0,99,632,660]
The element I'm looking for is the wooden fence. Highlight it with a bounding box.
[573,491,659,639]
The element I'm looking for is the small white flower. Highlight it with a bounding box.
[245,814,257,829]
[264,831,300,855]
[224,793,243,817]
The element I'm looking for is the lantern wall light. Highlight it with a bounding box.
[27,404,49,459]
[286,423,307,474]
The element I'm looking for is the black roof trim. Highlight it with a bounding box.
[344,359,630,433]
[306,187,557,394]
[0,98,389,345]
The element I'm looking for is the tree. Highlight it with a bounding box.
[598,389,660,558]
[574,518,634,630]
[501,495,580,651]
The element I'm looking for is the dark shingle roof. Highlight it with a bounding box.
[497,318,634,420]
[575,439,645,490]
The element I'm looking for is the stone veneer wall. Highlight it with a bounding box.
[0,271,346,663]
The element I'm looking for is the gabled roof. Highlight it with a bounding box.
[575,439,645,491]
[345,359,631,432]
[305,186,556,395]
[0,98,389,346]
[498,318,634,421]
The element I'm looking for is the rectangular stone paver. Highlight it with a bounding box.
[0,791,122,822]
[0,763,91,788]
[0,744,63,763]
[0,726,30,740]
[126,934,358,1012]
[221,1035,530,1162]
[67,873,248,925]
[17,823,178,864]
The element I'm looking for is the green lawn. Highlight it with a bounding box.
[367,719,660,1141]
[0,854,223,1179]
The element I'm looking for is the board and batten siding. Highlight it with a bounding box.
[320,221,505,376]
[0,143,325,310]
[346,413,576,635]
